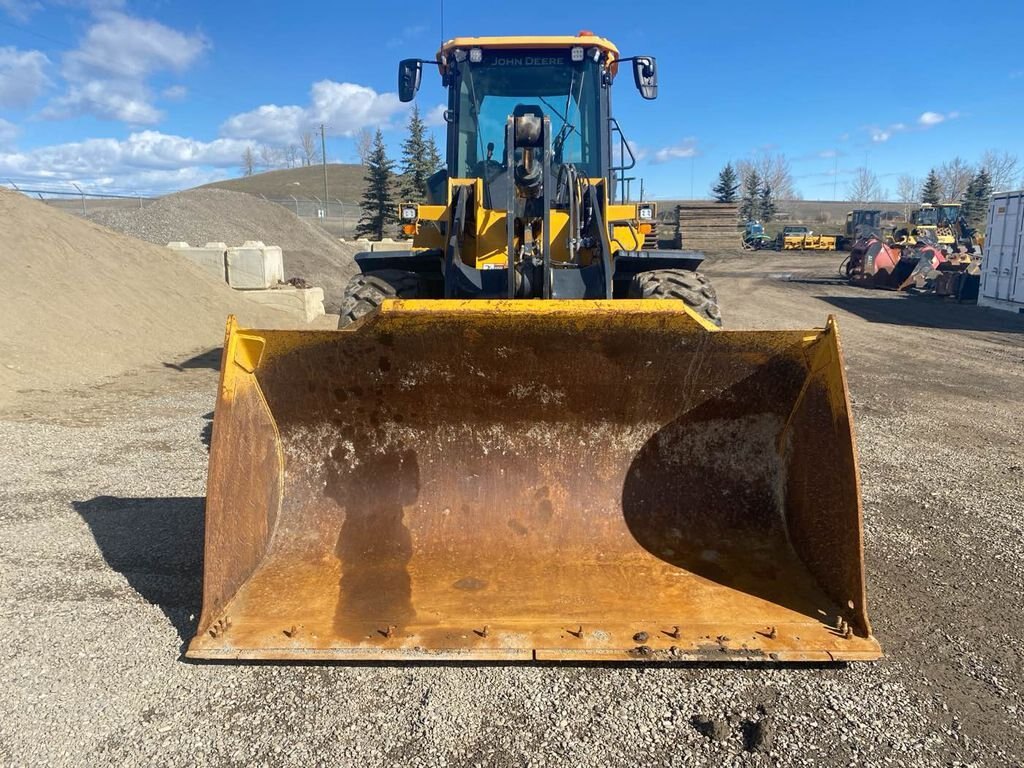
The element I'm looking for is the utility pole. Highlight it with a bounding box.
[319,123,329,216]
[640,178,645,201]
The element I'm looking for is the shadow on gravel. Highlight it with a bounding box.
[201,411,213,450]
[163,347,223,371]
[819,295,1024,333]
[74,496,204,647]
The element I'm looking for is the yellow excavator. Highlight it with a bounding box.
[188,34,880,663]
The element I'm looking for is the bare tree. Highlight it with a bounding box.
[736,153,798,201]
[980,149,1019,193]
[896,174,918,219]
[356,127,374,165]
[258,144,281,170]
[283,144,300,168]
[847,167,882,201]
[300,131,320,166]
[241,146,256,176]
[937,157,974,201]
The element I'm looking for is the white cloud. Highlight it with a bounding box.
[652,138,699,164]
[0,47,50,108]
[869,127,893,143]
[0,0,41,21]
[0,117,18,147]
[625,139,647,162]
[220,104,308,145]
[0,130,254,192]
[220,80,405,144]
[423,103,447,127]
[63,12,206,81]
[45,81,163,123]
[869,110,959,143]
[43,12,208,124]
[1,0,125,19]
[310,80,403,133]
[162,84,187,101]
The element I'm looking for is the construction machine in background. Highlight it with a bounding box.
[741,220,772,249]
[836,210,882,251]
[893,203,976,251]
[777,225,837,251]
[845,232,947,289]
[188,34,880,663]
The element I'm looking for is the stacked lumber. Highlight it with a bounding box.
[673,202,740,250]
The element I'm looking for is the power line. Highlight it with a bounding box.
[0,18,74,48]
[319,123,329,205]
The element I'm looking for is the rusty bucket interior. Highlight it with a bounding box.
[187,300,880,662]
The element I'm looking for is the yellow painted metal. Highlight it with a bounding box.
[417,176,638,267]
[437,35,620,76]
[782,235,837,251]
[189,301,879,663]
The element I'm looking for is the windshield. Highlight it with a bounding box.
[915,208,938,226]
[939,205,959,223]
[454,52,602,179]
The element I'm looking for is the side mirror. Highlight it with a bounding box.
[398,59,422,102]
[632,56,657,100]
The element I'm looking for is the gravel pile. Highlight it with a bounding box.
[0,189,306,409]
[91,189,361,312]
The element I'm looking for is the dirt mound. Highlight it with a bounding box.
[0,188,314,408]
[90,188,360,311]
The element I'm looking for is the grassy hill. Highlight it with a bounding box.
[201,164,367,203]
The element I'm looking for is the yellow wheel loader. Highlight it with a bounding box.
[188,34,881,663]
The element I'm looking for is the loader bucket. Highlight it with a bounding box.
[188,300,880,662]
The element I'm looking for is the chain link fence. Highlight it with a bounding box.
[3,183,157,215]
[259,196,362,238]
[3,183,366,237]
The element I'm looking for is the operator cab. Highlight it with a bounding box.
[399,34,657,205]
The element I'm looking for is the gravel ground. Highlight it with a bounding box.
[89,188,360,312]
[1,250,1022,766]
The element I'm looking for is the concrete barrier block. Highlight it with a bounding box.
[167,241,227,282]
[369,239,410,252]
[226,240,285,289]
[243,286,325,323]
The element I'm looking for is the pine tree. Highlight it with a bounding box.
[962,169,993,230]
[399,105,441,201]
[356,129,396,240]
[740,169,761,222]
[426,135,442,177]
[759,183,777,223]
[712,163,740,203]
[921,169,942,205]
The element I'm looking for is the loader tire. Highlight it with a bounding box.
[629,269,722,327]
[338,270,425,328]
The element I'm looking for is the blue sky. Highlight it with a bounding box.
[1,0,1022,199]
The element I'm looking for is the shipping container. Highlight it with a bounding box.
[980,190,1024,312]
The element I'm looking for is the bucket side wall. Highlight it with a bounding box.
[195,344,284,640]
[783,324,870,635]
